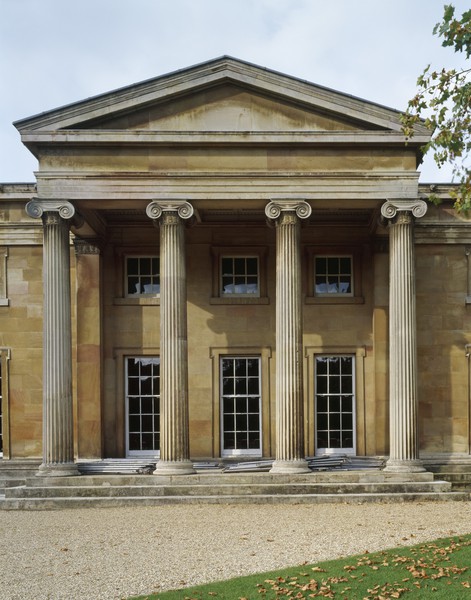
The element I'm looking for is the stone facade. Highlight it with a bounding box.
[0,58,470,473]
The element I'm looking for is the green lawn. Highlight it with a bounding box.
[130,534,471,599]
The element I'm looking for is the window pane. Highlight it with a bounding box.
[234,360,247,377]
[316,357,328,375]
[236,397,247,413]
[329,357,340,375]
[223,396,235,413]
[248,396,259,412]
[141,434,154,450]
[223,378,234,395]
[129,433,141,451]
[128,378,140,397]
[236,432,248,448]
[234,258,245,275]
[127,258,139,275]
[327,257,339,273]
[317,396,328,413]
[129,415,140,432]
[315,257,327,275]
[317,376,327,394]
[236,414,247,431]
[247,258,258,275]
[248,377,259,394]
[248,414,259,431]
[223,414,235,431]
[330,396,341,412]
[141,397,153,413]
[140,258,151,274]
[224,432,235,450]
[235,378,247,395]
[341,376,352,393]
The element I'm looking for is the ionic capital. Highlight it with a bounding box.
[381,199,428,222]
[265,199,312,221]
[146,199,194,222]
[26,198,76,221]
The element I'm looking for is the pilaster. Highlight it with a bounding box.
[25,198,79,476]
[146,200,195,475]
[73,238,103,459]
[265,199,311,473]
[381,199,427,472]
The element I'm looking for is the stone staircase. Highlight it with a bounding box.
[428,464,471,491]
[1,470,468,509]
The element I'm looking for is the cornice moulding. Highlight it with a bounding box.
[19,131,430,146]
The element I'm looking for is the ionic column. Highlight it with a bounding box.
[265,199,312,473]
[26,199,79,476]
[381,199,427,472]
[146,200,195,475]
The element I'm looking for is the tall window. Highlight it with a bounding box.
[126,257,160,297]
[314,256,353,296]
[315,355,355,454]
[220,357,261,456]
[221,257,259,296]
[125,357,160,456]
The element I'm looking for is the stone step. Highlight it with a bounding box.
[1,491,469,510]
[21,470,436,487]
[4,479,452,499]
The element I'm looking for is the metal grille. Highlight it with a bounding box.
[221,357,261,455]
[315,356,355,452]
[126,357,160,455]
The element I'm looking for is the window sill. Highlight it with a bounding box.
[210,296,270,305]
[305,296,364,305]
[0,299,9,306]
[114,297,160,306]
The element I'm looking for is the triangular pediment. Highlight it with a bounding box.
[83,84,368,133]
[14,57,430,137]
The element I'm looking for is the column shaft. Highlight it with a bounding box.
[147,200,195,475]
[40,211,78,475]
[381,200,427,472]
[266,199,311,474]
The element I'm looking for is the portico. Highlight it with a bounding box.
[5,57,462,482]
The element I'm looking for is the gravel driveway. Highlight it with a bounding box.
[1,502,471,599]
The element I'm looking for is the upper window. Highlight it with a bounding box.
[210,246,269,305]
[126,256,160,297]
[221,256,259,297]
[305,247,363,304]
[314,256,353,296]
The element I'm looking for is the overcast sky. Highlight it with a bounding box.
[1,0,469,183]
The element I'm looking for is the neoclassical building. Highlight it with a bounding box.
[1,57,470,477]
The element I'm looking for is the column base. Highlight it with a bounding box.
[153,460,196,476]
[270,459,311,474]
[383,458,426,473]
[36,462,80,477]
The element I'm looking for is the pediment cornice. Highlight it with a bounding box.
[13,56,430,137]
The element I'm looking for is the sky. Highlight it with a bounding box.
[0,0,469,183]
